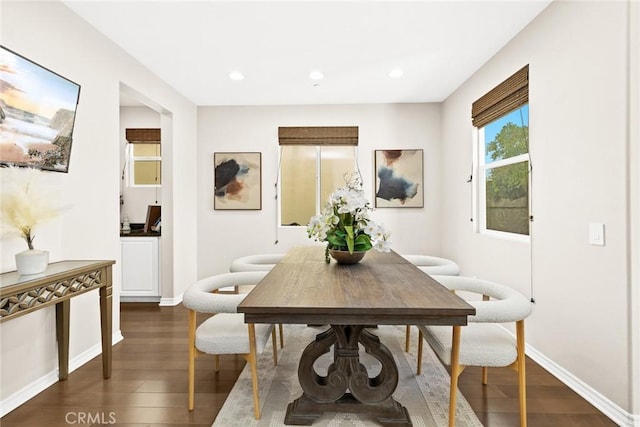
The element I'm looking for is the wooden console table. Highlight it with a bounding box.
[0,260,115,380]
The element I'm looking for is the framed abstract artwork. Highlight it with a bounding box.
[374,149,424,208]
[214,152,262,210]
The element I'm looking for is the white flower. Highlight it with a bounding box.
[306,172,391,259]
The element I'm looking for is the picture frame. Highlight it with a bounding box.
[214,152,262,210]
[374,149,424,208]
[0,45,81,173]
[144,205,161,233]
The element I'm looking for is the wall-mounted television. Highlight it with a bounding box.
[0,45,81,173]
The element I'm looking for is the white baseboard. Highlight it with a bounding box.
[120,296,162,303]
[0,331,124,418]
[159,293,182,306]
[525,342,638,427]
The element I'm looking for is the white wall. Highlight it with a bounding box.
[441,0,637,420]
[630,1,640,418]
[196,104,441,277]
[119,106,162,225]
[2,0,638,423]
[0,0,198,414]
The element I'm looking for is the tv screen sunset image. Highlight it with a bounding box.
[0,46,80,172]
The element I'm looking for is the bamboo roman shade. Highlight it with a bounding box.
[471,65,529,128]
[278,126,358,146]
[125,128,161,144]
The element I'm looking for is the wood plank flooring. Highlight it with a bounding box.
[1,303,618,427]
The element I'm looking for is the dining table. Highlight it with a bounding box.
[237,246,475,426]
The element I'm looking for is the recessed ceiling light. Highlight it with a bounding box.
[229,71,244,81]
[388,69,404,79]
[309,71,324,81]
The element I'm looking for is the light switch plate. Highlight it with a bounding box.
[589,223,605,246]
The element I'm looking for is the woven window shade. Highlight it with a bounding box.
[278,126,358,145]
[472,65,529,128]
[126,128,161,143]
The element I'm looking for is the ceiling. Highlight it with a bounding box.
[63,1,551,107]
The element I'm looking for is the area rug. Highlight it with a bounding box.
[212,324,483,427]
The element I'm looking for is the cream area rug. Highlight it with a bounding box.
[212,324,483,427]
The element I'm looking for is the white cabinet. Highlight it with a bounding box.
[120,236,160,302]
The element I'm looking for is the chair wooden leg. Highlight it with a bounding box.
[247,323,261,420]
[482,366,488,385]
[449,325,462,427]
[516,320,527,427]
[271,327,278,365]
[188,310,196,411]
[214,355,220,372]
[405,325,411,352]
[417,329,424,375]
[279,324,284,349]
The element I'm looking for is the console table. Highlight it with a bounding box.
[0,260,115,380]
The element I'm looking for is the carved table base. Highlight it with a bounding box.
[284,325,412,426]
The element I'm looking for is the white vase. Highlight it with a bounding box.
[15,249,49,275]
[121,215,131,234]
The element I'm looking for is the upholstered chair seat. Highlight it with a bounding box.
[421,323,517,367]
[183,271,278,419]
[194,313,274,355]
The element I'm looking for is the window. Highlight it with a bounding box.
[472,66,529,237]
[278,127,357,227]
[128,142,161,187]
[478,105,529,235]
[125,128,161,187]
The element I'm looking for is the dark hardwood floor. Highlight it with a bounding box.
[1,303,617,427]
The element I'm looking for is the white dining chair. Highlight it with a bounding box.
[401,254,460,276]
[416,275,532,427]
[183,271,278,419]
[230,254,284,272]
[401,254,461,352]
[229,253,285,348]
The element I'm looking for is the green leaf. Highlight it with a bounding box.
[353,234,372,251]
[327,233,346,248]
[344,225,355,253]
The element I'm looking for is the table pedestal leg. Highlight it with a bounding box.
[285,325,411,426]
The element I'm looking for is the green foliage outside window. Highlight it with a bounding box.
[482,106,529,235]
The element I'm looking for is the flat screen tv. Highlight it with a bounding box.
[0,45,81,173]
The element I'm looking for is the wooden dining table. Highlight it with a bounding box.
[237,246,475,426]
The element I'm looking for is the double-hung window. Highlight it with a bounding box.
[129,143,161,187]
[278,127,358,227]
[125,128,161,187]
[472,66,530,237]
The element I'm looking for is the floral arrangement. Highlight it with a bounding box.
[0,166,59,250]
[307,173,391,263]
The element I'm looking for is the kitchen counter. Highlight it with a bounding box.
[120,223,160,237]
[120,230,161,237]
